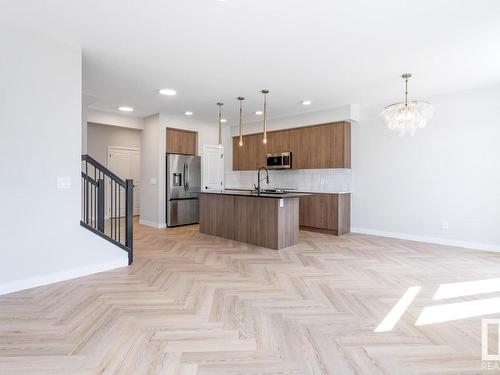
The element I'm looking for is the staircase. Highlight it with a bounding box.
[80,154,133,265]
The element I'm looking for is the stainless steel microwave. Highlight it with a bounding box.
[266,152,292,169]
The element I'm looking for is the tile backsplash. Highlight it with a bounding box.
[225,169,352,193]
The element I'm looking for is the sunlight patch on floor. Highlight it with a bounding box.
[375,286,421,332]
[416,297,500,326]
[434,278,500,300]
[376,278,500,332]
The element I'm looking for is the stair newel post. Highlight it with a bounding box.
[97,179,105,233]
[125,179,134,265]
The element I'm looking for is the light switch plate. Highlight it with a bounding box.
[57,177,71,190]
[279,199,284,208]
[150,177,157,185]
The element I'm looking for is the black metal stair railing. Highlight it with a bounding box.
[80,154,133,265]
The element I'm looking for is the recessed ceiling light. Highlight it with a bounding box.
[184,111,193,116]
[301,100,312,106]
[159,88,177,96]
[221,118,227,123]
[118,106,134,112]
[255,111,263,115]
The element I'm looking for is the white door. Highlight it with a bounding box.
[202,146,224,191]
[108,147,141,216]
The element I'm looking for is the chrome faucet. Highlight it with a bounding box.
[254,167,269,196]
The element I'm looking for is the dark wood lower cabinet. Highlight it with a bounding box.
[299,193,351,235]
[200,192,350,245]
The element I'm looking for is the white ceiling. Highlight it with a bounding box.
[2,0,500,125]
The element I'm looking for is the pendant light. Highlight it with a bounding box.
[237,97,245,147]
[261,90,269,144]
[217,102,224,148]
[381,73,434,136]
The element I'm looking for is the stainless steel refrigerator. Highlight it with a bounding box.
[166,154,201,227]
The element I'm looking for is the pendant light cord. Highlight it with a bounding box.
[262,90,268,144]
[238,97,244,146]
[217,103,223,146]
[405,76,408,107]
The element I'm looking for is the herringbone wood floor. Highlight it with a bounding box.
[1,221,499,374]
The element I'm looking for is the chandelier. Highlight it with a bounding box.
[381,73,434,136]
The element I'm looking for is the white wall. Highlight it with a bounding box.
[82,95,88,153]
[0,26,127,295]
[352,84,500,250]
[87,109,144,130]
[87,122,141,166]
[140,114,162,228]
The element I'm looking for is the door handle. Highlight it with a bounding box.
[183,163,187,191]
[185,163,189,191]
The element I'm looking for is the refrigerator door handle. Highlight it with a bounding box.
[186,162,189,191]
[183,163,187,192]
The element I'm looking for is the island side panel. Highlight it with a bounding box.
[233,196,279,249]
[277,197,300,249]
[199,194,235,240]
[217,194,236,239]
[199,193,218,235]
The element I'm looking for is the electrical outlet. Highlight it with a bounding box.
[442,220,449,231]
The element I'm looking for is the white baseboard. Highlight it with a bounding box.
[0,258,128,296]
[139,219,166,229]
[351,227,500,253]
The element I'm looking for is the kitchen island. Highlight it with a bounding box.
[199,190,309,249]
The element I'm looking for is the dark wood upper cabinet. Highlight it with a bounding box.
[232,121,351,170]
[233,137,242,170]
[257,134,267,169]
[233,132,267,171]
[267,129,290,154]
[246,134,259,170]
[331,122,351,168]
[166,128,197,155]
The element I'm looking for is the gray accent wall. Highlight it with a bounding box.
[87,122,141,166]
